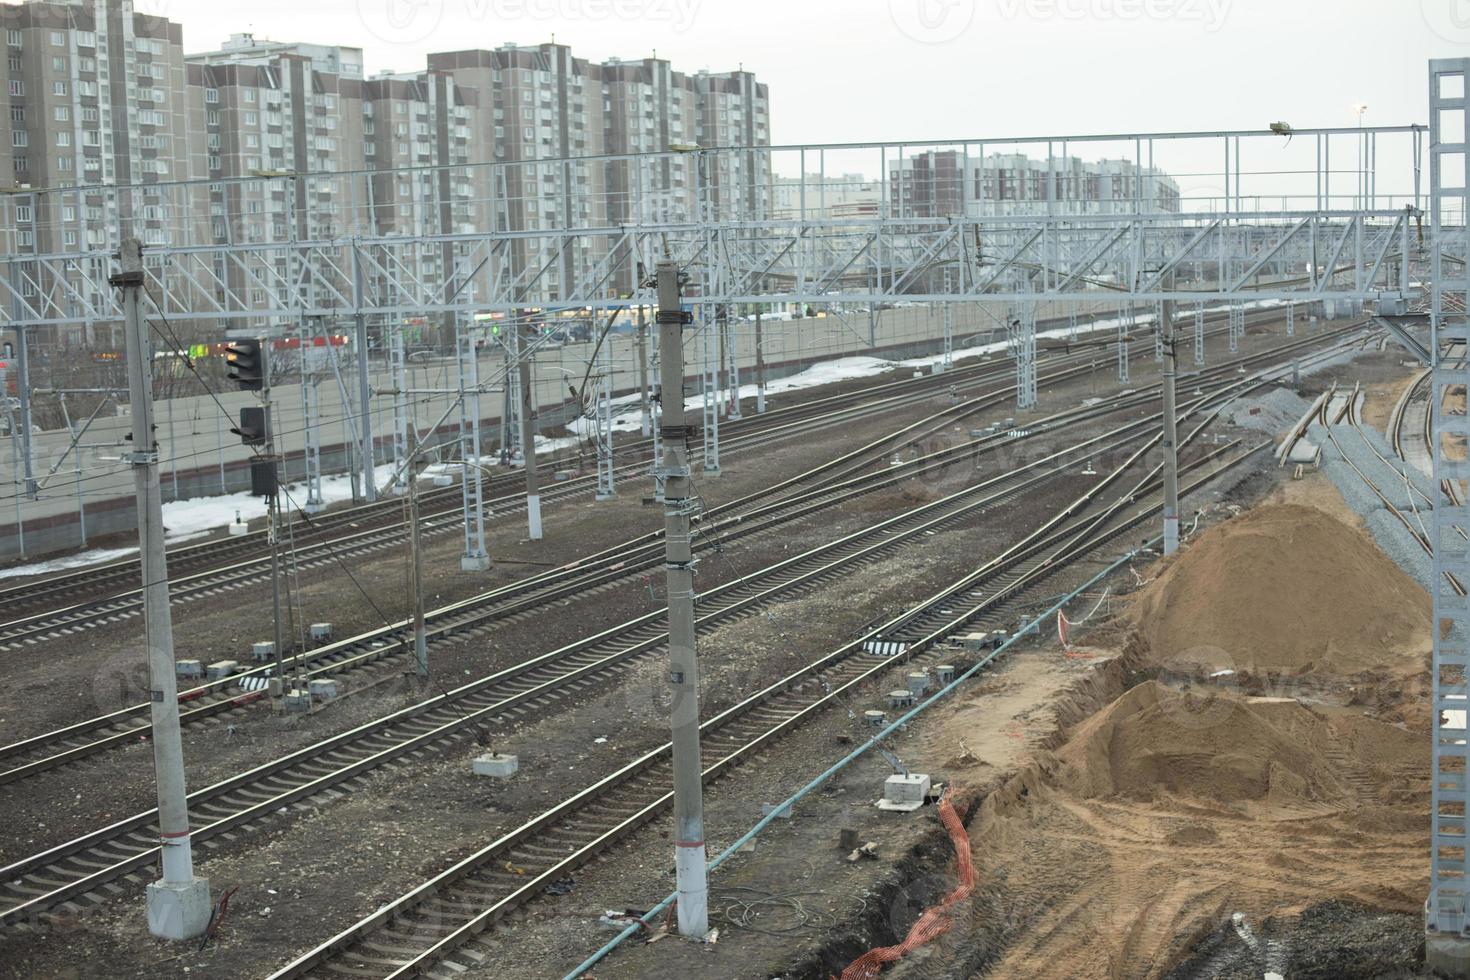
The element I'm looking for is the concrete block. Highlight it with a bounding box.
[959,631,989,652]
[432,474,455,487]
[472,752,518,777]
[877,773,932,813]
[176,659,204,680]
[283,688,312,712]
[251,641,275,663]
[864,709,886,727]
[460,554,491,572]
[309,623,334,643]
[308,678,340,700]
[146,876,212,940]
[554,470,575,481]
[228,521,249,537]
[934,664,956,684]
[206,660,239,680]
[905,671,930,696]
[990,629,1010,649]
[887,689,914,709]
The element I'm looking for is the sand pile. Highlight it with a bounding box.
[1126,504,1429,677]
[1052,680,1424,808]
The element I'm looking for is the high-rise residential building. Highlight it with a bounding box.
[0,0,188,344]
[0,6,770,338]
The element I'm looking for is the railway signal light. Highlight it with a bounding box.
[225,338,264,391]
[234,406,268,446]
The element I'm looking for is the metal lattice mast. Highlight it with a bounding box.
[457,322,490,571]
[696,150,722,476]
[505,335,523,461]
[1427,57,1470,970]
[724,310,742,419]
[390,324,409,492]
[300,349,324,514]
[1068,308,1078,340]
[1287,299,1296,337]
[1116,304,1131,384]
[1194,302,1206,367]
[595,311,617,501]
[1154,301,1165,361]
[1229,302,1242,353]
[1017,302,1038,409]
[942,269,955,372]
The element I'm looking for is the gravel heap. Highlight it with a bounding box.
[1315,422,1435,589]
[1222,387,1313,436]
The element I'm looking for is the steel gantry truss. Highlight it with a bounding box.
[1429,57,1470,969]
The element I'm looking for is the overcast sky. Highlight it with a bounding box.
[141,0,1447,199]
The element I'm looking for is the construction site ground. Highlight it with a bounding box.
[0,318,1415,980]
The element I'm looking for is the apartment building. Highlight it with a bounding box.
[891,148,1181,217]
[0,2,770,338]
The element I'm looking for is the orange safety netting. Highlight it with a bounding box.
[835,790,977,980]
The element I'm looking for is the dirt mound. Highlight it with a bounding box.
[1054,680,1358,805]
[1126,504,1429,677]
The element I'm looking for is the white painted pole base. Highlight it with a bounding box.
[526,494,543,540]
[460,554,491,572]
[146,875,211,940]
[674,843,710,938]
[1163,516,1179,555]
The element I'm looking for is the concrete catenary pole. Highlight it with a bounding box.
[518,322,542,540]
[1160,299,1180,555]
[113,238,211,939]
[655,259,709,939]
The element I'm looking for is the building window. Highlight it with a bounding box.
[49,31,65,46]
[10,130,25,147]
[57,156,72,171]
[244,111,257,125]
[56,131,70,146]
[13,157,26,173]
[5,29,20,46]
[6,55,19,72]
[15,204,32,222]
[54,106,69,122]
[205,88,219,103]
[51,56,65,71]
[18,230,33,247]
[8,106,21,123]
[64,231,76,246]
[52,80,67,96]
[77,80,96,96]
[244,89,255,103]
[75,30,96,47]
[82,106,97,122]
[62,206,75,221]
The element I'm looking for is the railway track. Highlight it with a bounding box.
[0,306,1287,633]
[262,434,1268,980]
[0,329,1365,935]
[0,324,1365,788]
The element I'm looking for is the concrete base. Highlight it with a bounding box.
[146,876,211,940]
[228,522,249,537]
[472,752,518,777]
[594,491,618,502]
[303,501,324,515]
[877,773,932,813]
[460,554,491,572]
[702,465,722,477]
[1427,931,1470,977]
